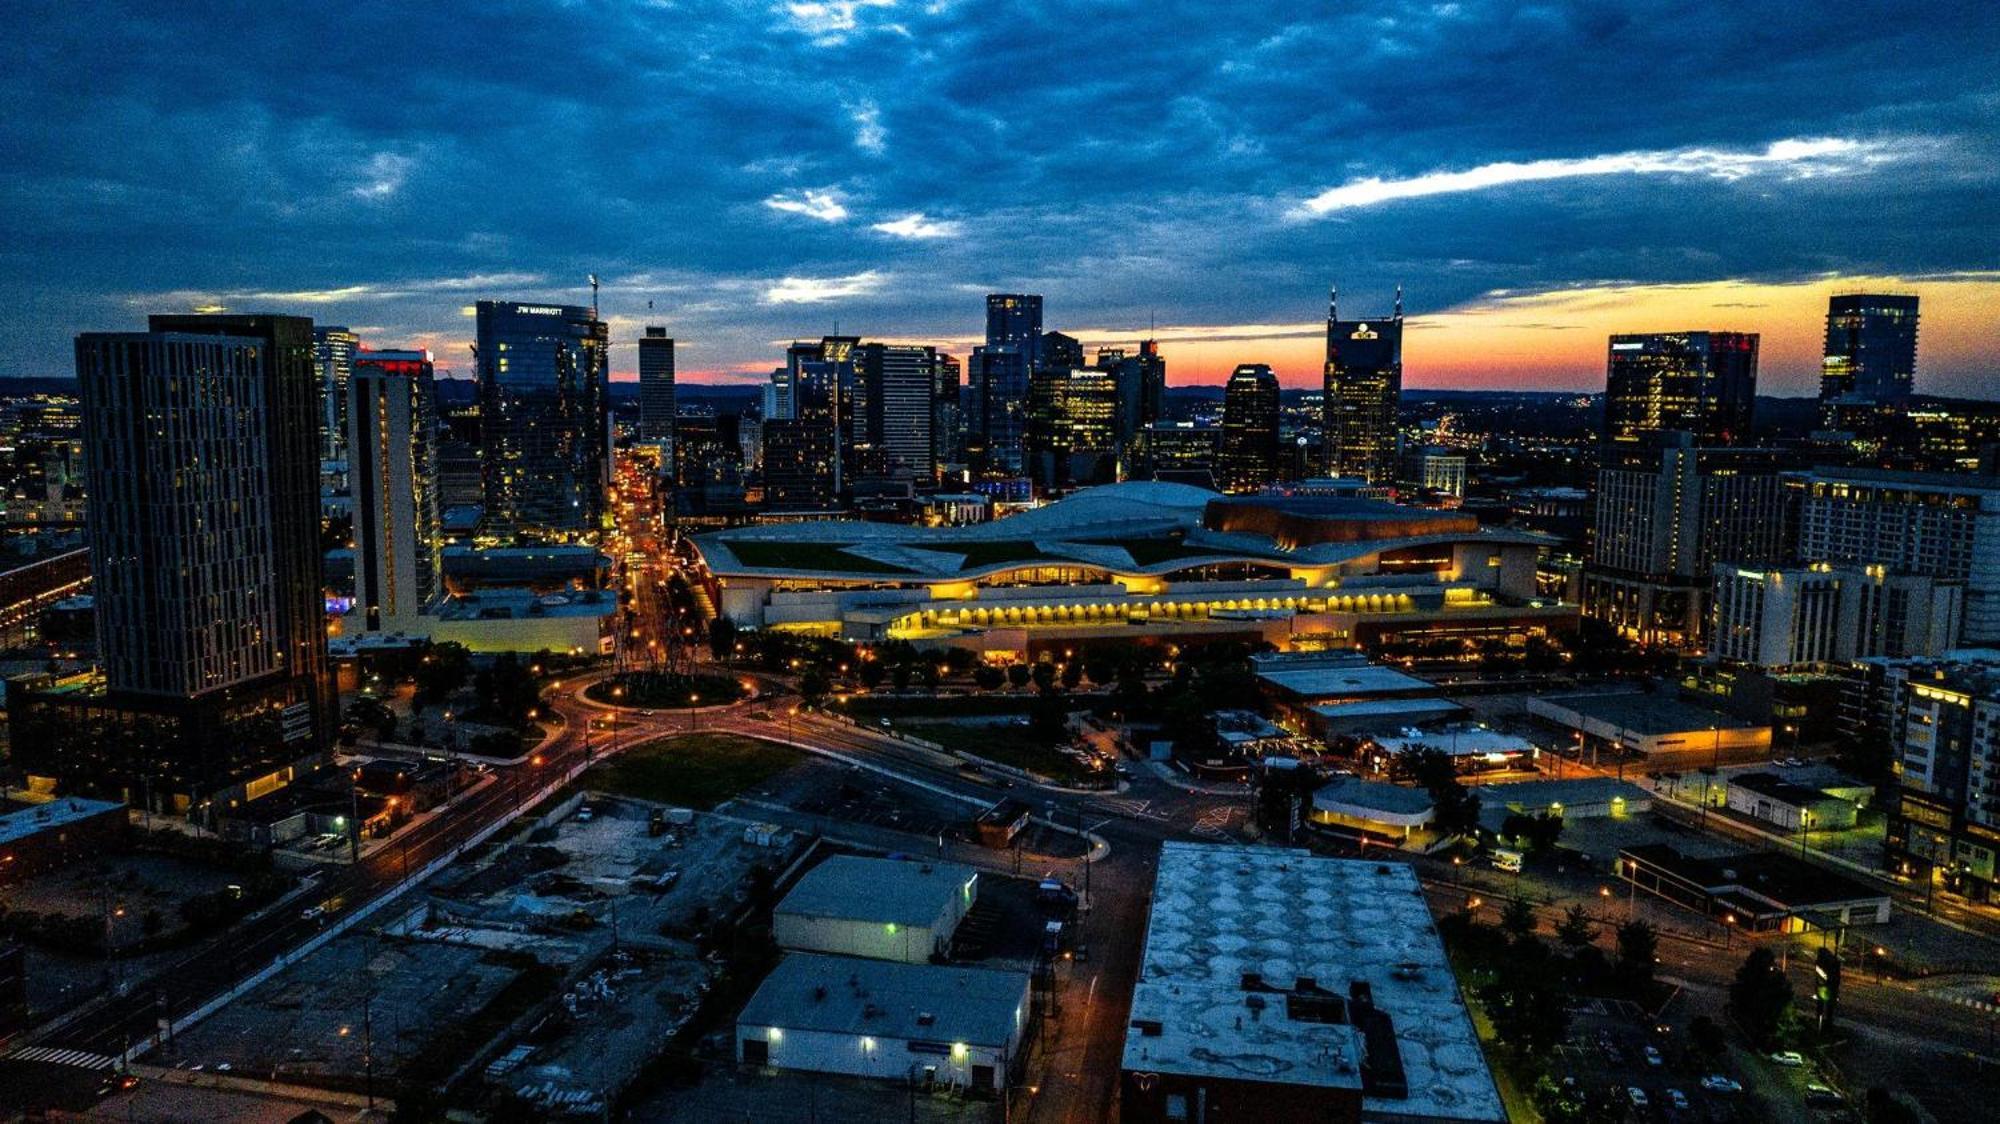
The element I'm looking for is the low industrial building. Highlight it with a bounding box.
[1121,843,1504,1123]
[327,588,617,657]
[1617,844,1891,932]
[772,855,977,964]
[1527,690,1770,763]
[1474,777,1651,822]
[1725,772,1861,832]
[0,797,126,886]
[1367,726,1539,775]
[1309,697,1469,737]
[735,953,1031,1093]
[691,482,1572,658]
[1309,778,1437,845]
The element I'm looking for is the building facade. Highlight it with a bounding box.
[1218,363,1280,494]
[1868,654,2000,902]
[314,325,358,463]
[1322,288,1403,485]
[17,315,334,810]
[856,343,937,482]
[1710,564,1961,668]
[1795,466,2000,647]
[475,301,608,541]
[347,349,442,633]
[1604,331,1757,447]
[638,326,676,455]
[1819,293,1919,431]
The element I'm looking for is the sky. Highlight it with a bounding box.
[1,1,1996,395]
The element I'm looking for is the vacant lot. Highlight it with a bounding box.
[910,718,1096,783]
[581,734,805,809]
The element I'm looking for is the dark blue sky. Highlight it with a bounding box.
[3,1,1996,392]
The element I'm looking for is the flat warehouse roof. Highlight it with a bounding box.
[775,855,976,927]
[1537,691,1758,736]
[1124,843,1504,1121]
[738,953,1028,1048]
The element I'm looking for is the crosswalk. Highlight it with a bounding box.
[4,1045,118,1070]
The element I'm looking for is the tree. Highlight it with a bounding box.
[1478,973,1569,1060]
[1432,785,1483,838]
[1029,689,1070,744]
[798,670,830,707]
[1060,660,1084,691]
[1615,919,1658,995]
[891,661,913,691]
[918,661,940,692]
[1006,664,1031,690]
[707,616,738,660]
[1689,1015,1726,1058]
[412,642,470,710]
[859,661,886,689]
[1500,896,1538,940]
[974,666,1005,692]
[1730,946,1794,1046]
[1030,660,1058,692]
[1556,903,1595,949]
[1085,658,1115,686]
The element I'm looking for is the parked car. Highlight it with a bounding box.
[1701,1075,1743,1094]
[1627,1088,1649,1108]
[1644,1046,1664,1067]
[1805,1084,1844,1106]
[1769,1050,1807,1067]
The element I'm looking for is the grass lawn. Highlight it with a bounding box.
[585,671,748,709]
[913,720,1095,783]
[581,733,805,809]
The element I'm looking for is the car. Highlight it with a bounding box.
[1805,1084,1844,1106]
[300,905,326,921]
[214,1062,232,1073]
[1666,1088,1689,1110]
[879,718,894,729]
[638,708,656,716]
[1701,1075,1743,1094]
[1769,1050,1807,1067]
[1627,1088,1649,1108]
[1644,1046,1664,1067]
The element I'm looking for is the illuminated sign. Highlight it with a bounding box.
[1350,324,1379,340]
[1610,342,1645,351]
[513,305,563,316]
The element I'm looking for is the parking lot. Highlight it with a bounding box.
[1550,1001,1765,1122]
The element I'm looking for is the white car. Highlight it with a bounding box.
[1701,1075,1743,1094]
[1769,1050,1807,1067]
[1644,1045,1664,1067]
[1667,1089,1689,1110]
[1627,1088,1649,1108]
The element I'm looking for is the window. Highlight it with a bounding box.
[971,1064,995,1088]
[1165,1093,1189,1121]
[742,1038,769,1065]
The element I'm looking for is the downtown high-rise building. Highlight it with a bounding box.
[475,300,609,540]
[856,342,938,482]
[314,325,358,463]
[639,326,677,455]
[1603,331,1757,447]
[347,348,442,633]
[1818,293,1919,431]
[932,351,962,472]
[1218,363,1280,494]
[17,314,334,807]
[1322,287,1403,484]
[1582,435,1793,650]
[968,294,1044,476]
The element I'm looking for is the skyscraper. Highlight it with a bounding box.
[475,300,609,540]
[932,351,962,472]
[18,313,333,807]
[1323,287,1403,484]
[1219,363,1280,494]
[985,294,1043,359]
[1819,293,1920,431]
[1603,331,1757,446]
[314,325,358,463]
[639,326,676,456]
[348,348,442,633]
[856,343,938,482]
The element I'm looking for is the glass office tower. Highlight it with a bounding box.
[475,300,609,541]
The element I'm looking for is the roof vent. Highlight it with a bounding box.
[916,1012,935,1027]
[1132,1019,1164,1037]
[1241,972,1264,991]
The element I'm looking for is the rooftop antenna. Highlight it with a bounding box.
[588,274,600,320]
[1394,284,1404,320]
[1327,286,1338,323]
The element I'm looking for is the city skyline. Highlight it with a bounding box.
[1,4,1996,394]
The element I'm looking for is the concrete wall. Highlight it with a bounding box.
[736,1023,1018,1090]
[1725,788,1859,832]
[772,914,945,964]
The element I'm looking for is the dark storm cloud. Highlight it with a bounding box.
[0,0,1994,385]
